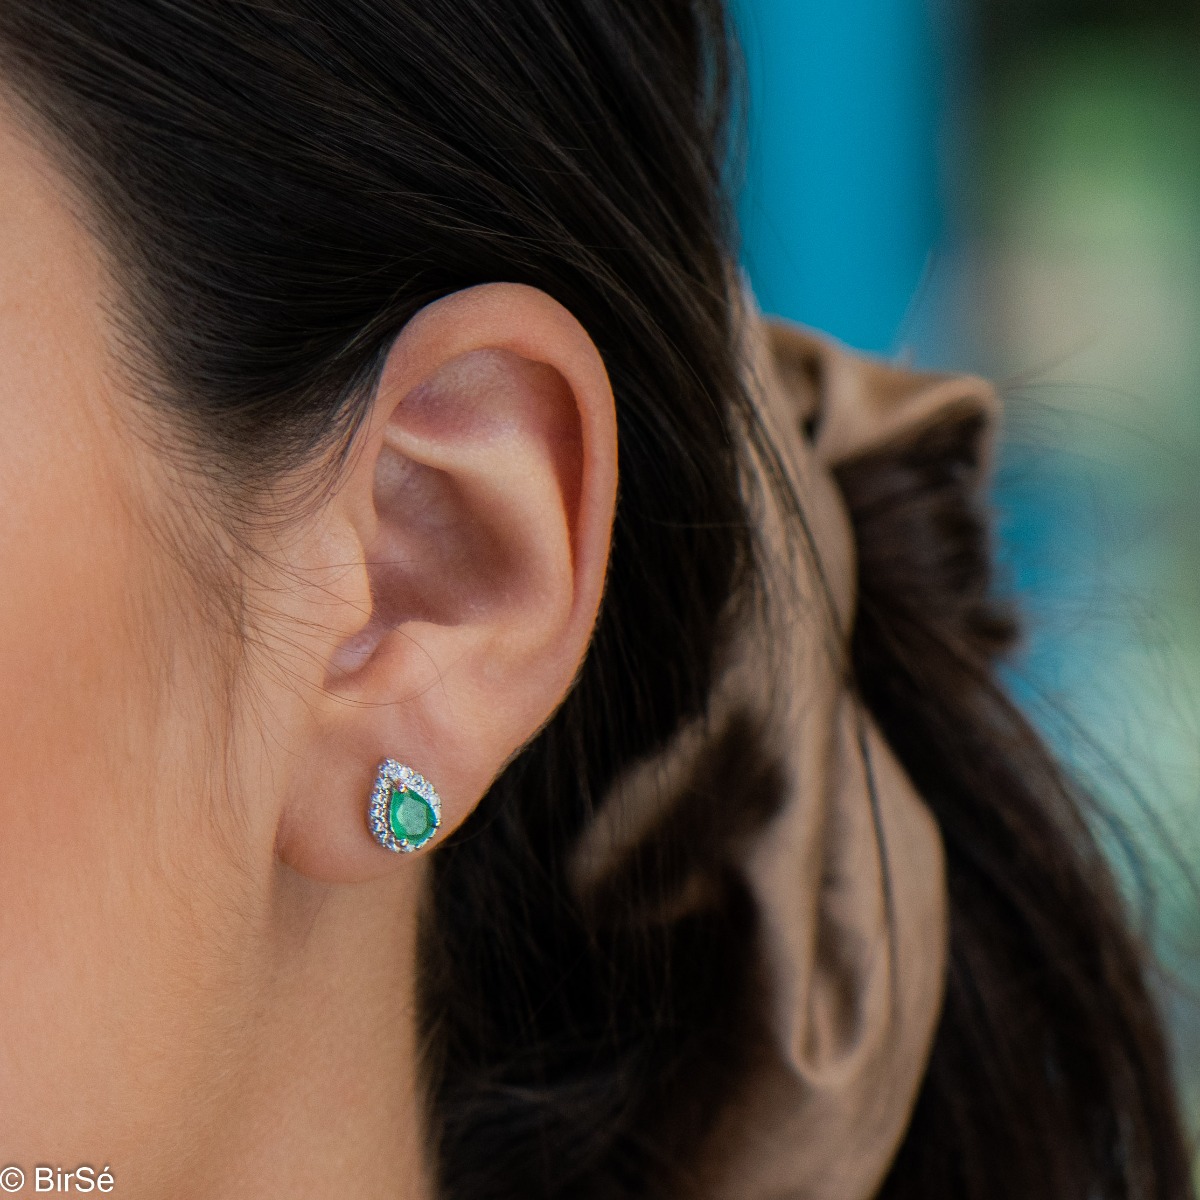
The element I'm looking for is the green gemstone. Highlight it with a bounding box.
[389,786,435,844]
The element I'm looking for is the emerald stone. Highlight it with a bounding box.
[389,786,436,844]
[368,760,443,854]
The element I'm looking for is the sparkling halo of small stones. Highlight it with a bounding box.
[368,758,442,853]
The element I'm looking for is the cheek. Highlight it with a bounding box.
[0,207,173,880]
[0,112,191,879]
[0,339,234,1153]
[0,115,262,1154]
[0,419,155,853]
[0,388,272,1158]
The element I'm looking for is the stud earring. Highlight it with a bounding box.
[368,759,443,853]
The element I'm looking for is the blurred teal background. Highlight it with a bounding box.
[734,0,1200,1153]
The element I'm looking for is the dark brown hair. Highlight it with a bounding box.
[840,416,1193,1200]
[0,2,1190,1197]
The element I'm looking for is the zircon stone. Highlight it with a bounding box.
[389,786,436,844]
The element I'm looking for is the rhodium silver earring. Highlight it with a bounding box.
[367,759,443,853]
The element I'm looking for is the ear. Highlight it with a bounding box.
[763,318,1001,478]
[274,283,617,883]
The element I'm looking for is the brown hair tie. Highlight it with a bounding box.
[572,289,1000,1199]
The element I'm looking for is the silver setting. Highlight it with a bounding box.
[368,758,442,853]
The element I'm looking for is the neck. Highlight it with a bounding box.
[180,862,432,1200]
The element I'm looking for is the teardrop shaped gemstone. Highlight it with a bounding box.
[389,786,436,845]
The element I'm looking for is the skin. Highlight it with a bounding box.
[0,103,618,1198]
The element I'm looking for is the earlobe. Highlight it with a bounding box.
[275,284,617,883]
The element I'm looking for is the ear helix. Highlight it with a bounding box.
[367,759,443,853]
